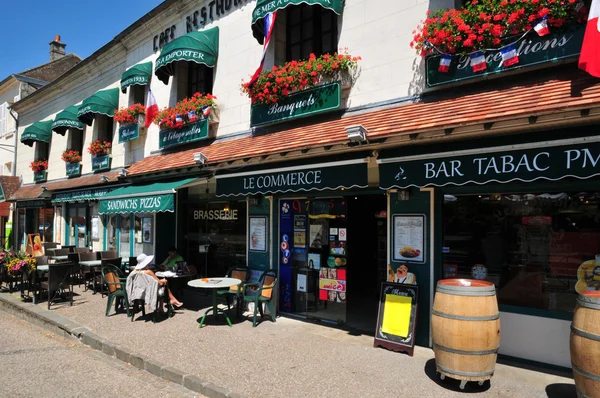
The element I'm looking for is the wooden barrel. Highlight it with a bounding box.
[432,279,500,384]
[571,291,600,398]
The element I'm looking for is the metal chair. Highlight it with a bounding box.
[79,252,98,291]
[52,249,71,256]
[39,263,73,309]
[97,251,118,260]
[73,247,90,254]
[96,258,122,296]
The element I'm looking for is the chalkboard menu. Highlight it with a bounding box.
[374,282,419,356]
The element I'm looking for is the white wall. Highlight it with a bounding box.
[0,81,19,176]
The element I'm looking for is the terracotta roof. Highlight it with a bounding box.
[128,67,600,177]
[0,176,20,200]
[10,172,120,201]
[18,54,81,83]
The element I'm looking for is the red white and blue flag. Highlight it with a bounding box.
[438,54,452,73]
[500,43,519,67]
[248,11,277,88]
[534,16,550,36]
[201,106,211,118]
[579,0,600,77]
[470,51,487,72]
[144,88,158,128]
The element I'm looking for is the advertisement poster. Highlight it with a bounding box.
[309,225,323,248]
[142,217,152,244]
[249,217,267,252]
[294,215,307,231]
[297,274,307,292]
[294,231,306,248]
[26,234,44,257]
[91,216,100,241]
[308,253,321,270]
[393,215,425,263]
[280,201,293,231]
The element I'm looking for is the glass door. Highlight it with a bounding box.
[67,204,87,247]
[119,214,132,258]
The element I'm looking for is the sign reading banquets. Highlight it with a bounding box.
[426,26,584,88]
[119,123,140,143]
[380,141,600,189]
[250,82,341,127]
[159,119,208,149]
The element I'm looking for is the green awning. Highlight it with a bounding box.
[51,187,118,203]
[21,120,53,147]
[121,61,153,93]
[252,0,344,43]
[77,88,120,126]
[52,105,85,135]
[155,27,219,85]
[98,178,198,214]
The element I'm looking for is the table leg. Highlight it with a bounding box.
[92,267,97,294]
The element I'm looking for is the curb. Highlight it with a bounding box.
[0,293,245,398]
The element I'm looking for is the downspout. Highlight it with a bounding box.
[7,105,17,176]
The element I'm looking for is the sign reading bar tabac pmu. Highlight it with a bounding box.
[250,82,341,127]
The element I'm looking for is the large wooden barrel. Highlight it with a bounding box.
[432,279,500,385]
[571,291,600,398]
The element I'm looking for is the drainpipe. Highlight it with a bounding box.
[7,104,18,250]
[7,105,18,176]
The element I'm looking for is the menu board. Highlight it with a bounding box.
[374,282,419,356]
[249,217,267,252]
[393,215,425,263]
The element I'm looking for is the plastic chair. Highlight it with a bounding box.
[39,263,73,309]
[96,258,122,296]
[242,270,278,327]
[218,266,249,317]
[101,265,130,317]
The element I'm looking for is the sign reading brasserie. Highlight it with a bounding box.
[159,119,208,149]
[119,123,140,143]
[380,141,600,189]
[99,194,174,214]
[216,162,368,196]
[92,155,111,171]
[250,82,342,127]
[426,27,584,88]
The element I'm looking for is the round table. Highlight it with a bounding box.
[188,277,241,328]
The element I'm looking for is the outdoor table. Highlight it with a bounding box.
[188,277,241,328]
[49,255,69,262]
[156,271,198,301]
[79,260,102,294]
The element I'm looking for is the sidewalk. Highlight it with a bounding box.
[0,285,575,398]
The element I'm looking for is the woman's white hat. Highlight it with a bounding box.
[135,253,154,270]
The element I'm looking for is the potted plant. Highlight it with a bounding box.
[62,149,82,177]
[153,93,218,130]
[114,103,146,126]
[30,159,48,182]
[241,50,361,105]
[4,252,37,277]
[88,140,112,171]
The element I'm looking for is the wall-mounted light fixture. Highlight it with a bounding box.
[345,125,368,142]
[194,152,208,164]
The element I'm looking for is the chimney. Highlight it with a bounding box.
[49,35,66,61]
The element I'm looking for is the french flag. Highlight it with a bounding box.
[438,54,452,73]
[579,0,600,77]
[188,110,198,123]
[201,106,211,118]
[144,89,158,128]
[500,44,519,67]
[534,16,550,36]
[248,12,277,88]
[470,51,487,72]
[175,114,183,128]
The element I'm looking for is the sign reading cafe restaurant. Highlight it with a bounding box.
[379,140,600,189]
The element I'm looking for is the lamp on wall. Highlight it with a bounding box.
[345,125,368,142]
[118,168,128,178]
[41,186,48,191]
[100,175,110,183]
[194,152,208,164]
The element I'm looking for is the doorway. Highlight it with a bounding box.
[67,204,88,247]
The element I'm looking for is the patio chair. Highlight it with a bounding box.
[73,247,90,254]
[126,272,172,322]
[218,266,249,317]
[242,270,278,327]
[101,264,130,317]
[96,258,122,297]
[79,252,98,291]
[42,242,58,251]
[52,249,71,256]
[97,250,118,260]
[39,263,73,310]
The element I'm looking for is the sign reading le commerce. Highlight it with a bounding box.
[380,141,600,189]
[216,162,368,196]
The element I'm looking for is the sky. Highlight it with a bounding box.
[0,0,164,78]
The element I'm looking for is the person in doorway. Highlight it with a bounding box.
[160,246,185,270]
[395,264,416,285]
[132,253,183,308]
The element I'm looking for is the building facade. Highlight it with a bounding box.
[9,0,600,369]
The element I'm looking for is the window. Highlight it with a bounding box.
[286,4,338,61]
[35,141,49,160]
[68,128,84,155]
[130,85,146,106]
[188,63,214,97]
[0,102,6,137]
[95,115,114,143]
[442,191,600,314]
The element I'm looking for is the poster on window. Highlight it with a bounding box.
[249,216,267,252]
[91,216,100,241]
[393,215,425,263]
[142,217,152,244]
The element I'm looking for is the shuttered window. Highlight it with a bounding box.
[0,102,7,137]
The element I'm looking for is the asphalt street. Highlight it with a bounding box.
[0,312,200,398]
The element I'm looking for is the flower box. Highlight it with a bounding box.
[92,155,111,172]
[34,170,47,183]
[66,162,81,177]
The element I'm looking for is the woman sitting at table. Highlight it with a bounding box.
[132,253,183,308]
[160,246,185,270]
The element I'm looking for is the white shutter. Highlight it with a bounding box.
[0,103,6,137]
[13,95,20,103]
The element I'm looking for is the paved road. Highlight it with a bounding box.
[0,312,200,398]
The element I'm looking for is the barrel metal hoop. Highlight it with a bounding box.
[436,285,497,296]
[434,343,498,356]
[436,363,494,378]
[571,325,600,342]
[577,296,600,310]
[572,363,600,382]
[576,388,590,398]
[432,308,499,321]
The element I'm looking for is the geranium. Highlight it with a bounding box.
[241,49,361,105]
[4,251,36,276]
[153,93,217,130]
[114,103,146,125]
[30,159,48,172]
[61,149,82,164]
[411,0,587,56]
[88,140,112,156]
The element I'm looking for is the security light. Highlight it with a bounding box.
[345,125,368,142]
[194,152,208,164]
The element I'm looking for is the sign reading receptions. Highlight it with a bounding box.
[380,141,600,189]
[216,162,368,197]
[119,124,140,143]
[99,194,174,215]
[250,82,341,127]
